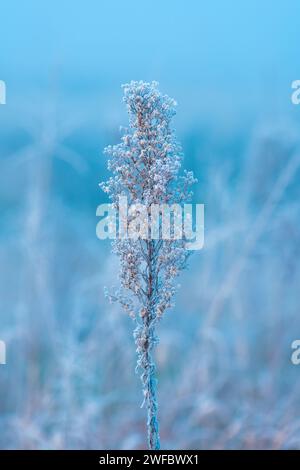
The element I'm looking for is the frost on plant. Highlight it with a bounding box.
[100,81,196,450]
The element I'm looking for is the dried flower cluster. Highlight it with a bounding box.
[101,81,196,449]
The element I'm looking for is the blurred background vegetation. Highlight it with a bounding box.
[1,0,300,449]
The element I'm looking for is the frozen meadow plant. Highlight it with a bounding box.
[100,81,196,450]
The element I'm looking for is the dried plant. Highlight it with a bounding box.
[100,81,196,449]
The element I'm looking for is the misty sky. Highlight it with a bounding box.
[1,0,300,126]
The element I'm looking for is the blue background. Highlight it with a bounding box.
[1,0,300,449]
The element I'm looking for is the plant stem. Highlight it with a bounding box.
[143,240,160,450]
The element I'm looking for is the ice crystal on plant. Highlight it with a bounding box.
[101,81,196,450]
